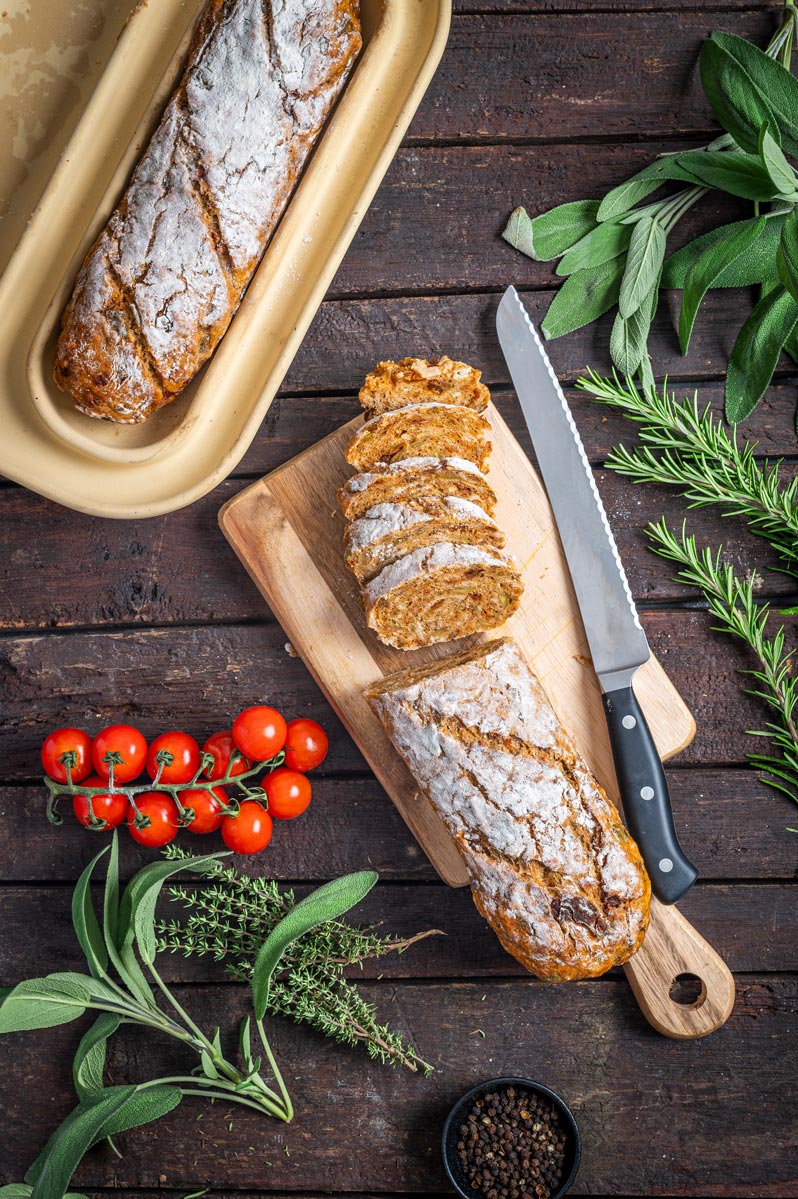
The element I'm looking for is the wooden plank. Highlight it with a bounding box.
[0,612,792,778]
[282,289,798,394]
[456,1,776,10]
[412,10,776,143]
[0,769,792,883]
[0,882,793,981]
[220,406,695,885]
[2,458,793,632]
[329,142,745,297]
[0,978,794,1195]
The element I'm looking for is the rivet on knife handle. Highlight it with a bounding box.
[602,683,698,904]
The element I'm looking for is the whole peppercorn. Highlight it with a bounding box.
[455,1087,569,1199]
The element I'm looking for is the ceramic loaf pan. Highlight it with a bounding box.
[0,0,452,517]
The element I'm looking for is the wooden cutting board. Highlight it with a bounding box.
[220,404,735,1038]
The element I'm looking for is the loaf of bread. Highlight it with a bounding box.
[344,496,504,584]
[338,455,498,521]
[362,543,523,649]
[54,0,362,423]
[358,356,490,417]
[367,638,651,982]
[346,403,492,472]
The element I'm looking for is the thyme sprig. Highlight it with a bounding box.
[156,847,440,1074]
[647,521,798,805]
[578,370,798,574]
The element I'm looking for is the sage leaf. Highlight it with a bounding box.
[759,123,797,196]
[0,973,95,1033]
[556,221,632,276]
[72,846,110,981]
[127,852,229,965]
[503,201,600,261]
[239,1015,253,1068]
[679,215,766,353]
[619,217,665,318]
[673,149,780,201]
[610,276,659,376]
[700,38,780,155]
[662,214,784,288]
[597,175,667,223]
[28,1084,182,1199]
[252,871,377,1020]
[776,208,798,303]
[726,286,798,422]
[98,834,153,1008]
[72,1013,121,1103]
[541,257,625,340]
[708,32,798,158]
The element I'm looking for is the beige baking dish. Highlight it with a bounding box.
[0,0,451,516]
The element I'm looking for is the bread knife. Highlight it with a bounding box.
[496,284,697,904]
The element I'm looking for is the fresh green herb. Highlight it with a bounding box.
[503,4,798,428]
[0,839,380,1198]
[155,847,438,1074]
[646,521,798,807]
[577,370,798,808]
[578,371,798,574]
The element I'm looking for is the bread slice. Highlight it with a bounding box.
[344,497,504,584]
[358,356,489,416]
[366,638,650,983]
[345,403,491,472]
[362,542,523,649]
[338,456,497,521]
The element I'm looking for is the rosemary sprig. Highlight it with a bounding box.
[578,370,798,574]
[647,520,798,805]
[156,847,440,1074]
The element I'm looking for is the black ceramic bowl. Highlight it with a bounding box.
[441,1076,581,1199]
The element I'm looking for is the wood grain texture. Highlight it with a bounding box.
[219,405,695,885]
[0,978,794,1195]
[412,10,776,142]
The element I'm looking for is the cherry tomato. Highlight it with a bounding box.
[72,776,128,830]
[203,731,251,781]
[41,728,93,784]
[92,724,148,784]
[146,730,201,784]
[263,767,312,820]
[181,786,227,834]
[232,706,287,763]
[283,718,329,772]
[221,801,273,854]
[127,792,178,847]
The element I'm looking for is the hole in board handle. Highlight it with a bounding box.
[669,972,707,1008]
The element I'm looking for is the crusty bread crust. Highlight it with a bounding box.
[362,542,522,649]
[358,356,490,416]
[338,456,498,521]
[344,496,504,583]
[54,0,361,423]
[368,638,651,982]
[345,403,492,472]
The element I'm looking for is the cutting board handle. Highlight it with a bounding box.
[623,898,735,1039]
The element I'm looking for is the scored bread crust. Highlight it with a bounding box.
[54,0,362,423]
[358,356,490,416]
[345,403,492,472]
[338,456,498,521]
[367,638,651,982]
[344,496,504,583]
[362,542,523,649]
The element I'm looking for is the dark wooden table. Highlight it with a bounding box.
[1,1,797,1195]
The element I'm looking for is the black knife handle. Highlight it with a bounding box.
[602,685,698,904]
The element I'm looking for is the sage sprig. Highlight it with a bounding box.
[503,3,798,426]
[0,838,379,1199]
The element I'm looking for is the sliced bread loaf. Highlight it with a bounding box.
[362,542,523,649]
[358,356,489,416]
[338,456,498,521]
[344,497,504,584]
[345,403,491,472]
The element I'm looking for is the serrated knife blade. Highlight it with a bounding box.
[496,285,697,904]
